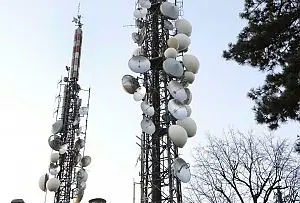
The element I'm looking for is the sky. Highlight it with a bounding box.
[0,0,299,203]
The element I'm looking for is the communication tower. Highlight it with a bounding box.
[38,11,92,203]
[122,0,199,202]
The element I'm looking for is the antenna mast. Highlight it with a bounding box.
[122,0,199,203]
[39,6,92,203]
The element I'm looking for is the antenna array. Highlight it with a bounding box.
[38,13,92,203]
[122,0,199,202]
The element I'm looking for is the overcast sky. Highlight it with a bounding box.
[0,0,299,203]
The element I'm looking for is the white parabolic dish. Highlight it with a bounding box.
[47,178,60,192]
[160,2,179,20]
[167,37,179,49]
[122,75,139,94]
[175,18,192,37]
[164,48,177,58]
[167,80,187,102]
[182,54,199,74]
[52,119,63,134]
[81,156,92,167]
[134,86,146,101]
[168,99,188,120]
[50,152,59,163]
[168,125,187,148]
[39,174,49,192]
[172,157,191,183]
[128,56,151,73]
[177,117,197,137]
[141,117,156,135]
[174,33,191,51]
[134,7,148,19]
[163,58,184,78]
[141,101,155,117]
[183,71,195,84]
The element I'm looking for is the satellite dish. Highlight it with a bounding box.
[132,32,145,46]
[47,178,60,192]
[50,152,60,163]
[185,105,192,117]
[164,20,174,30]
[122,75,139,94]
[139,0,151,8]
[79,107,88,116]
[172,157,191,183]
[75,138,85,150]
[78,181,87,190]
[74,189,84,203]
[133,86,146,101]
[168,99,188,120]
[75,153,82,165]
[167,80,187,102]
[59,144,68,154]
[77,169,88,182]
[38,173,49,192]
[163,58,184,78]
[128,56,151,73]
[81,156,92,167]
[183,88,192,105]
[134,7,148,19]
[183,71,195,84]
[174,34,191,51]
[48,135,62,151]
[52,119,63,134]
[160,2,179,20]
[141,117,156,135]
[141,101,155,117]
[177,117,197,138]
[167,37,179,49]
[133,47,143,56]
[168,125,188,148]
[49,163,60,176]
[175,18,192,36]
[182,54,199,74]
[135,19,144,29]
[164,48,177,58]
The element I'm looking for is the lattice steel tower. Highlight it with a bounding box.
[122,0,199,203]
[39,11,92,203]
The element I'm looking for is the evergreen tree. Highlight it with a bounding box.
[223,0,300,130]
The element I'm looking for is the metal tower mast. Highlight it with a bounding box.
[123,0,199,203]
[39,10,92,203]
[141,1,181,202]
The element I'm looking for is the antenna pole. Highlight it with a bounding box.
[39,5,92,203]
[123,0,198,202]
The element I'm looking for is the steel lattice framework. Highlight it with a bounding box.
[139,0,184,202]
[53,15,91,203]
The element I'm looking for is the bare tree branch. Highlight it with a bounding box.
[186,130,300,203]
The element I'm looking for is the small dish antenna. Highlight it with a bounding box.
[134,86,146,101]
[172,157,191,183]
[122,75,139,94]
[128,56,151,73]
[167,80,187,102]
[163,58,184,78]
[141,117,156,135]
[160,2,179,20]
[168,99,188,120]
[52,119,63,134]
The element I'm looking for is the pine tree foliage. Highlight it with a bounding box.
[223,0,300,130]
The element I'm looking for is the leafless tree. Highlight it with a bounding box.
[185,130,300,203]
